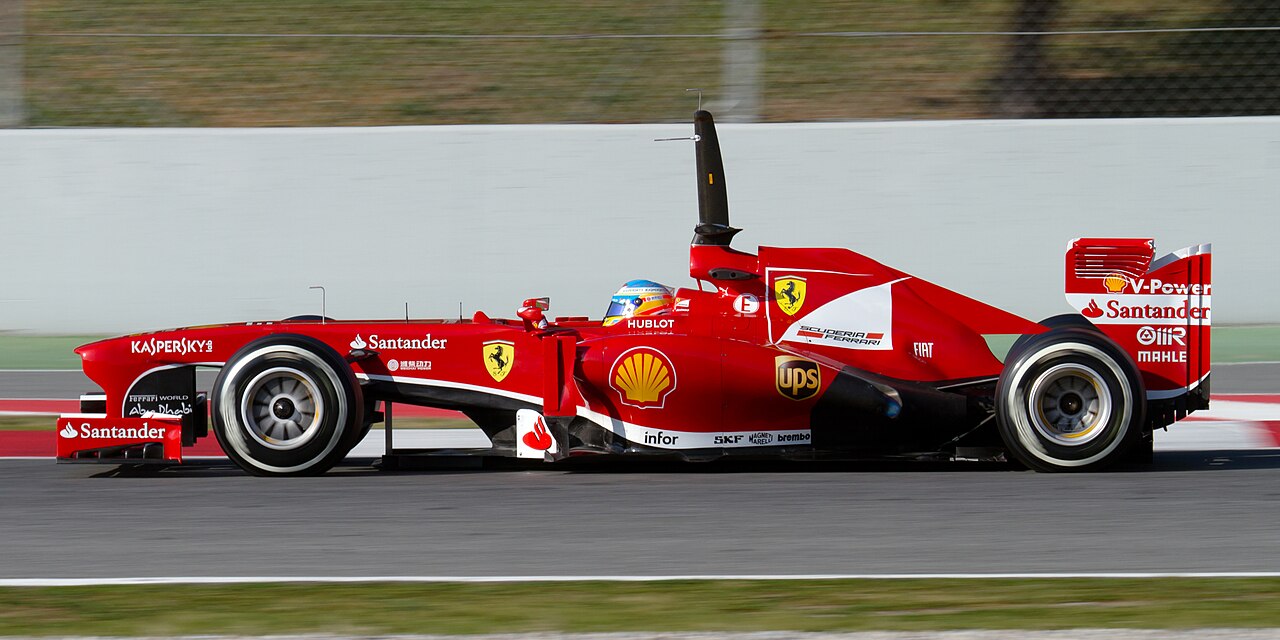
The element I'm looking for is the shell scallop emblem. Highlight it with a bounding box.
[609,347,677,409]
[1103,272,1129,294]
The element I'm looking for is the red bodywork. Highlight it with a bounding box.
[1064,238,1213,426]
[56,112,1211,466]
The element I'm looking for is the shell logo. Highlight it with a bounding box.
[1103,273,1129,294]
[609,347,677,409]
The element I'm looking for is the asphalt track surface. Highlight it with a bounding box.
[1,364,1278,580]
[1,449,1280,578]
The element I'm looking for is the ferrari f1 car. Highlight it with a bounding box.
[56,110,1211,475]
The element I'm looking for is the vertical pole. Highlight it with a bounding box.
[309,285,326,322]
[0,0,23,127]
[994,0,1061,118]
[721,0,762,123]
[384,401,394,455]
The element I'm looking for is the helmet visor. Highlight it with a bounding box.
[604,297,639,319]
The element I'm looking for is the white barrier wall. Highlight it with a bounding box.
[1,117,1276,334]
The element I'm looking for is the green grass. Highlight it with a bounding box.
[0,335,101,370]
[24,0,724,126]
[1212,325,1280,364]
[21,0,1241,126]
[0,579,1278,635]
[0,415,60,430]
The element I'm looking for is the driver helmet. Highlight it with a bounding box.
[603,279,674,327]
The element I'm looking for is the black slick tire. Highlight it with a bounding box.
[1007,314,1099,362]
[995,328,1145,472]
[212,334,363,476]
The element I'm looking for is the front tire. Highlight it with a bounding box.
[212,335,363,476]
[995,328,1144,472]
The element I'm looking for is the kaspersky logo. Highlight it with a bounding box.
[610,347,676,409]
[774,276,806,316]
[130,337,214,356]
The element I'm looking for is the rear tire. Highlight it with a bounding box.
[995,328,1144,472]
[212,335,362,476]
[282,315,335,323]
[1007,314,1098,361]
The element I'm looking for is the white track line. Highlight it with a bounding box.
[4,573,1280,587]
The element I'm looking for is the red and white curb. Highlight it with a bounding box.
[1160,394,1280,450]
[3,395,1279,458]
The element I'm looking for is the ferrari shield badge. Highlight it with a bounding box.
[774,276,806,316]
[482,340,514,382]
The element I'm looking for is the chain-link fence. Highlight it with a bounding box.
[987,0,1280,118]
[0,0,22,126]
[9,0,1280,127]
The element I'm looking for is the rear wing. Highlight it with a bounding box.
[1064,238,1211,423]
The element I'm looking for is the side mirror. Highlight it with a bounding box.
[518,297,551,330]
[522,297,550,311]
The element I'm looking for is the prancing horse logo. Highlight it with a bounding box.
[482,340,515,382]
[774,276,807,316]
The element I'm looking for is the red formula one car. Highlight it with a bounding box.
[56,111,1211,475]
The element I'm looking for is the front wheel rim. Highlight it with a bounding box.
[1026,363,1112,446]
[240,367,325,450]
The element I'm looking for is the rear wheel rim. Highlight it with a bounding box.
[240,367,325,450]
[1027,363,1111,446]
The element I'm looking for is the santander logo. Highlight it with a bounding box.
[59,423,77,439]
[521,416,554,451]
[350,335,369,350]
[1081,300,1104,318]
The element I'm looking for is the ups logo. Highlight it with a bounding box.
[775,356,821,401]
